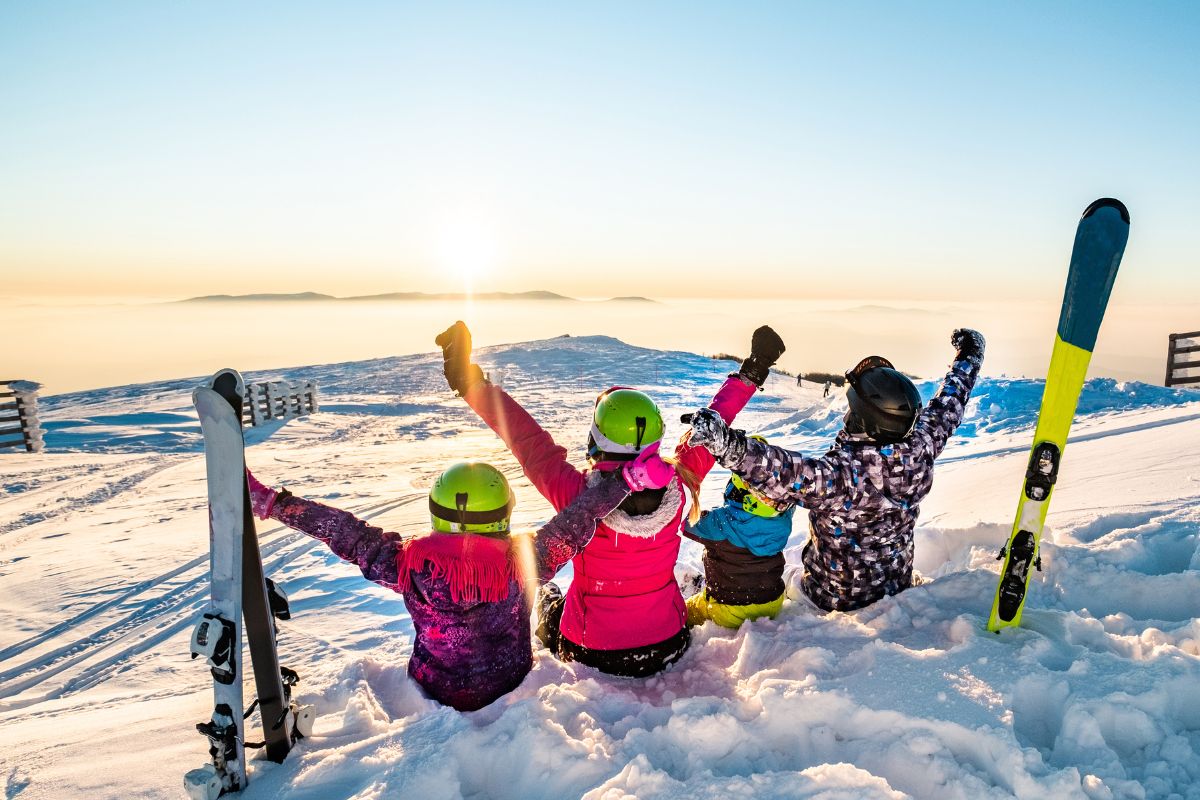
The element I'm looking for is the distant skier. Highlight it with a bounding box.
[685,329,984,612]
[437,320,784,676]
[244,447,672,711]
[682,434,797,629]
[823,381,832,398]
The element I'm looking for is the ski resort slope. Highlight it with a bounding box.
[1,335,1198,800]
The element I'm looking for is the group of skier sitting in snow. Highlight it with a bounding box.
[245,322,986,711]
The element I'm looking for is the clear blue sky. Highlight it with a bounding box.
[1,1,1197,301]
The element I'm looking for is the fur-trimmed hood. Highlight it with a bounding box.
[586,470,684,539]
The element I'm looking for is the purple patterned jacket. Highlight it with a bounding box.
[269,475,630,710]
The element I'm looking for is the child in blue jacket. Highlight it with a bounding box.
[683,436,797,628]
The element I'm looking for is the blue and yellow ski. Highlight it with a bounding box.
[987,198,1130,633]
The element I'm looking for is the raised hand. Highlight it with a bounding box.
[246,468,279,520]
[436,320,486,395]
[739,325,786,387]
[951,328,986,365]
[686,407,736,458]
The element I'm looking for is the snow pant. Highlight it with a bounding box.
[536,583,691,678]
[685,589,785,629]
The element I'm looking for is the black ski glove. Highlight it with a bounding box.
[435,321,487,396]
[951,328,986,366]
[738,325,786,388]
[686,408,748,466]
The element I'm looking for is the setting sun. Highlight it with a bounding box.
[434,216,499,291]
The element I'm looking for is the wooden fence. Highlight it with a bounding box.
[1165,331,1200,388]
[0,381,45,452]
[244,380,320,427]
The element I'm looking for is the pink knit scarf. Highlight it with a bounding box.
[397,532,519,604]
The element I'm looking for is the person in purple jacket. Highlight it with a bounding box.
[245,445,673,712]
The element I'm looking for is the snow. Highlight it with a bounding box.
[1,335,1198,800]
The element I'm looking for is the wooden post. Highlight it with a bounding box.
[0,381,44,453]
[0,383,20,450]
[1166,330,1200,388]
[251,384,262,426]
[15,393,32,453]
[1166,334,1178,387]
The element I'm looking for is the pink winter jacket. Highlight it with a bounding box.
[463,375,756,650]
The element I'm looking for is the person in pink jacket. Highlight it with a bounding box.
[436,322,785,676]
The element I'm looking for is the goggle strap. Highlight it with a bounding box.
[588,419,647,456]
[845,355,917,429]
[845,355,895,386]
[429,496,514,526]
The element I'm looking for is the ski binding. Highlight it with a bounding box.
[1023,442,1061,501]
[185,703,242,799]
[190,613,237,685]
[266,578,292,621]
[995,531,1038,623]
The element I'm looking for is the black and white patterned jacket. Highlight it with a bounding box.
[716,356,981,611]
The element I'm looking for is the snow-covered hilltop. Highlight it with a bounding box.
[1,336,1198,799]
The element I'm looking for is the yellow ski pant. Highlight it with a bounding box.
[686,590,785,629]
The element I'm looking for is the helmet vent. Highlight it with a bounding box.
[634,416,647,449]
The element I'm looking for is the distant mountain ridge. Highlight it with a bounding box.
[178,291,656,304]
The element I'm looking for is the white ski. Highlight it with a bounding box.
[186,382,249,799]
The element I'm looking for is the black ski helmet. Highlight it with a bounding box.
[844,356,922,444]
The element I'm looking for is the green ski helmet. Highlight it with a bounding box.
[723,436,784,518]
[587,386,665,463]
[428,462,515,535]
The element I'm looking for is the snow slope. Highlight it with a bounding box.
[1,335,1198,800]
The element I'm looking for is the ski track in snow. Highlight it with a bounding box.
[0,494,424,711]
[0,336,1198,800]
[0,456,181,542]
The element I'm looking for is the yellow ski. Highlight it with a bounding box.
[987,198,1129,632]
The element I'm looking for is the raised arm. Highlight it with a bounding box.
[533,474,629,582]
[533,444,673,581]
[913,329,984,460]
[686,414,851,508]
[674,325,784,479]
[463,383,586,511]
[438,321,585,511]
[673,375,757,478]
[247,470,402,590]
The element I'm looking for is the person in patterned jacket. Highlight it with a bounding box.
[243,445,673,711]
[685,328,985,612]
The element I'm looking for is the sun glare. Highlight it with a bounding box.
[435,218,498,292]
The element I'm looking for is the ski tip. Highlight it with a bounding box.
[208,369,245,400]
[192,385,215,407]
[1082,197,1129,224]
